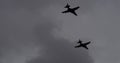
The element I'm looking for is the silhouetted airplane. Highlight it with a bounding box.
[62,3,80,16]
[75,40,91,49]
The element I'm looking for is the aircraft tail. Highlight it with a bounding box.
[65,3,70,8]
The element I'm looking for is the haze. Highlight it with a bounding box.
[0,0,120,63]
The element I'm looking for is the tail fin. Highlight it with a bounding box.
[65,3,70,8]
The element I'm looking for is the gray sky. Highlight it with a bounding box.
[0,0,93,63]
[0,0,120,63]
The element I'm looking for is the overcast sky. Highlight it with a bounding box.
[0,0,120,63]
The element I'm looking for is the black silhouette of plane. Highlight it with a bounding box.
[62,3,80,16]
[75,40,91,49]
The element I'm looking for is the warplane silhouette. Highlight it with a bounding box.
[75,40,91,50]
[62,3,80,16]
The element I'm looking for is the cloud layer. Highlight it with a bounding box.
[0,0,93,63]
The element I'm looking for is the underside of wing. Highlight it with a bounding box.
[84,42,91,45]
[73,6,80,10]
[71,11,77,16]
[62,10,69,13]
[75,45,81,48]
[83,46,88,49]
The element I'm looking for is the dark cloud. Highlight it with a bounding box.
[27,19,93,63]
[0,0,94,63]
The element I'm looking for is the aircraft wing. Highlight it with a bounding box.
[84,41,91,45]
[71,11,77,16]
[73,6,80,10]
[62,10,69,13]
[75,45,80,48]
[83,46,88,49]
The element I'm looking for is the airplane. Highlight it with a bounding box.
[62,3,80,16]
[75,39,91,50]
